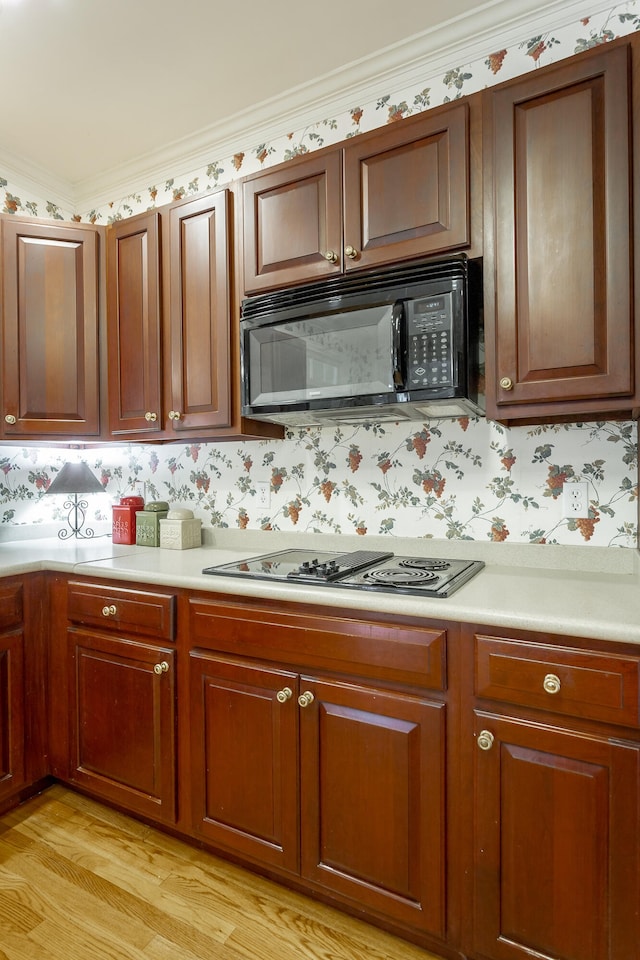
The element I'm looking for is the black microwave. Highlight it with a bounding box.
[241,256,484,426]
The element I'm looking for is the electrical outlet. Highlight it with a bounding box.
[256,481,271,508]
[562,481,589,519]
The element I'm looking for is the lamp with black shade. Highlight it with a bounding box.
[45,462,104,539]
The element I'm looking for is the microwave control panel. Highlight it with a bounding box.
[406,293,455,389]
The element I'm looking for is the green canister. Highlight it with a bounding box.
[135,500,169,547]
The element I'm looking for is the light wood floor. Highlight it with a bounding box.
[0,784,441,960]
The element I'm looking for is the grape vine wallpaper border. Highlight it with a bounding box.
[1,1,638,221]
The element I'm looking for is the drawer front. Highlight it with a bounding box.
[189,598,446,691]
[0,582,23,631]
[475,634,640,727]
[67,581,176,641]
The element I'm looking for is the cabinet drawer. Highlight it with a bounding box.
[0,582,23,631]
[67,581,176,641]
[475,634,640,727]
[189,598,446,690]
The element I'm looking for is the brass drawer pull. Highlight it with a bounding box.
[144,411,157,422]
[153,661,169,675]
[477,729,495,751]
[4,414,16,424]
[101,604,117,617]
[543,673,561,695]
[344,244,358,260]
[298,691,315,708]
[499,377,514,391]
[276,686,293,703]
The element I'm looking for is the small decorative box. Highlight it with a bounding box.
[159,508,202,550]
[112,495,145,545]
[135,501,169,547]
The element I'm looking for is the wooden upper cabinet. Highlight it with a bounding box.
[0,217,100,437]
[484,42,634,423]
[342,102,469,272]
[242,102,471,294]
[166,191,232,433]
[106,210,163,437]
[242,151,343,292]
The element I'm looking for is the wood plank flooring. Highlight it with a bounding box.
[0,785,440,960]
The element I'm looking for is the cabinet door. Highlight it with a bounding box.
[299,676,446,938]
[67,630,176,823]
[242,151,343,292]
[343,102,469,271]
[485,44,632,420]
[473,711,640,960]
[167,191,232,432]
[0,630,25,801]
[106,211,163,437]
[0,218,100,437]
[189,652,299,873]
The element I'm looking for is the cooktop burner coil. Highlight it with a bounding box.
[362,566,440,586]
[399,558,451,571]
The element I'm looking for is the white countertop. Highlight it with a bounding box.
[1,529,639,645]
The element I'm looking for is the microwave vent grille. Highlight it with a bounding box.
[242,255,470,322]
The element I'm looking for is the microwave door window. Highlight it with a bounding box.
[249,306,395,407]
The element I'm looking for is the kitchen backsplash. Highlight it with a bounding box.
[0,418,636,547]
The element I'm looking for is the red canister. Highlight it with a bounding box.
[112,495,145,544]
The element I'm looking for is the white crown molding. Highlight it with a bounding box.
[0,146,75,215]
[0,0,625,213]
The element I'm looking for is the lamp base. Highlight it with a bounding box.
[58,495,96,540]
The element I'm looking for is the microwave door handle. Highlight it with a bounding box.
[391,301,405,387]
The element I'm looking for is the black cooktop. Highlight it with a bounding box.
[202,549,484,598]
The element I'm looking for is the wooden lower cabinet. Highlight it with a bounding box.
[0,576,47,807]
[189,653,300,872]
[22,576,640,960]
[298,675,446,938]
[467,625,640,960]
[0,624,25,801]
[53,577,179,824]
[66,629,177,823]
[189,650,446,940]
[472,712,640,960]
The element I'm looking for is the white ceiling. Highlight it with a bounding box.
[0,0,613,208]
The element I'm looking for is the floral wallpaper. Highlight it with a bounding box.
[0,2,637,550]
[0,417,636,548]
[1,1,639,221]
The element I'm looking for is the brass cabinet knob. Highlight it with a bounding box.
[153,661,169,675]
[344,244,358,260]
[276,686,293,703]
[298,691,315,708]
[324,250,338,263]
[144,412,157,422]
[499,377,514,391]
[101,604,117,617]
[543,673,561,695]
[168,410,182,421]
[477,729,495,751]
[4,414,16,424]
